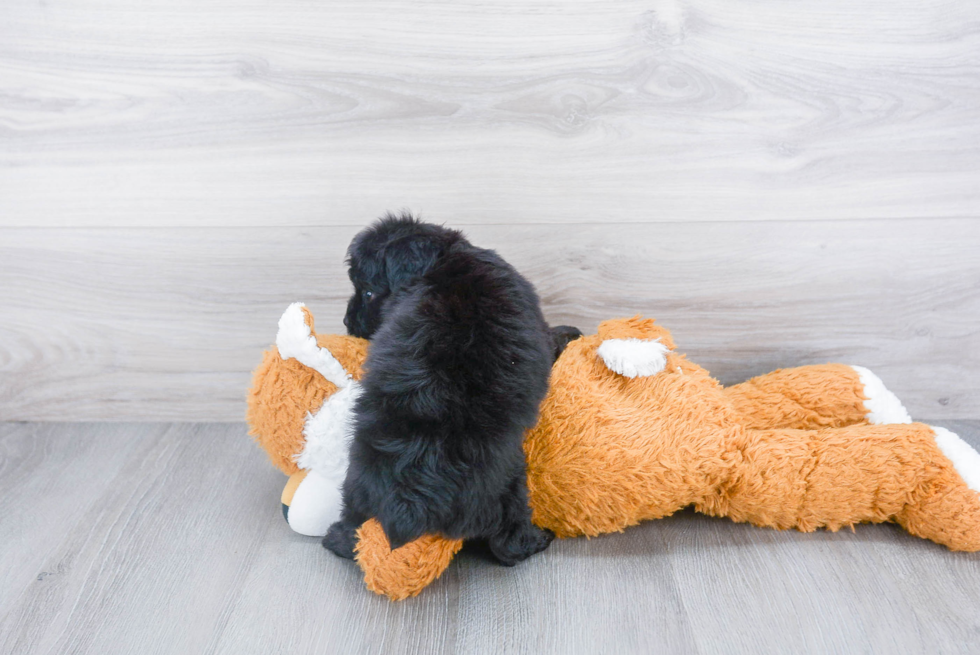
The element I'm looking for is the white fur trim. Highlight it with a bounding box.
[932,426,980,494]
[597,338,670,378]
[286,381,362,536]
[276,302,351,388]
[296,381,360,477]
[850,366,912,424]
[286,470,343,537]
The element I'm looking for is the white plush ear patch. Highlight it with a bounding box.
[276,302,351,388]
[597,338,670,378]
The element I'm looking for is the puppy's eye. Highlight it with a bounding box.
[364,291,374,300]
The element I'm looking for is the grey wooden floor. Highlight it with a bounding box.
[3,421,979,655]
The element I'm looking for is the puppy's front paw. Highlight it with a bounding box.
[488,524,555,567]
[322,520,359,559]
[550,325,583,360]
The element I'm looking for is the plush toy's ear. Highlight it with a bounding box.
[276,302,353,388]
[595,317,675,378]
[597,338,671,378]
[355,520,463,601]
[596,316,676,348]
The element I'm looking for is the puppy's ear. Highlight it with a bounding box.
[383,237,443,293]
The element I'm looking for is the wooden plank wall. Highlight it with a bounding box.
[1,0,978,420]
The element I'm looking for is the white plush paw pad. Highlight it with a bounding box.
[932,426,980,494]
[597,338,670,378]
[276,302,351,388]
[851,366,912,424]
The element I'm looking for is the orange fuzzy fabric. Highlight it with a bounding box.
[710,423,980,549]
[723,364,869,431]
[524,327,742,538]
[246,310,980,601]
[247,348,333,475]
[355,519,464,601]
[354,319,980,600]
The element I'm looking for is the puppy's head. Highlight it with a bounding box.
[344,212,462,338]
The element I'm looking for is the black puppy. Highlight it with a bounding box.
[323,213,579,565]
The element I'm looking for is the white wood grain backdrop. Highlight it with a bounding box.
[1,0,978,419]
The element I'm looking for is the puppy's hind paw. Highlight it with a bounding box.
[489,524,555,567]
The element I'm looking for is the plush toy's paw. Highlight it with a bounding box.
[932,426,980,495]
[488,523,555,567]
[322,519,360,559]
[850,366,912,424]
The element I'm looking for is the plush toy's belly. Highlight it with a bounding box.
[524,341,742,538]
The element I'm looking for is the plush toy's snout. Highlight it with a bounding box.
[281,470,306,521]
[279,469,345,536]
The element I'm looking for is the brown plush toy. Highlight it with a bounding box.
[248,303,980,600]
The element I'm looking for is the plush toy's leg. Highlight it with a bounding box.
[900,426,980,551]
[723,364,911,431]
[355,519,464,601]
[707,423,980,551]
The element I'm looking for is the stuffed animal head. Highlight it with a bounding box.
[247,303,368,536]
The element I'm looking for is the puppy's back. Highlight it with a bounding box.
[360,240,552,440]
[340,221,557,553]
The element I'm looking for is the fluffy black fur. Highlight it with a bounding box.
[324,213,580,566]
